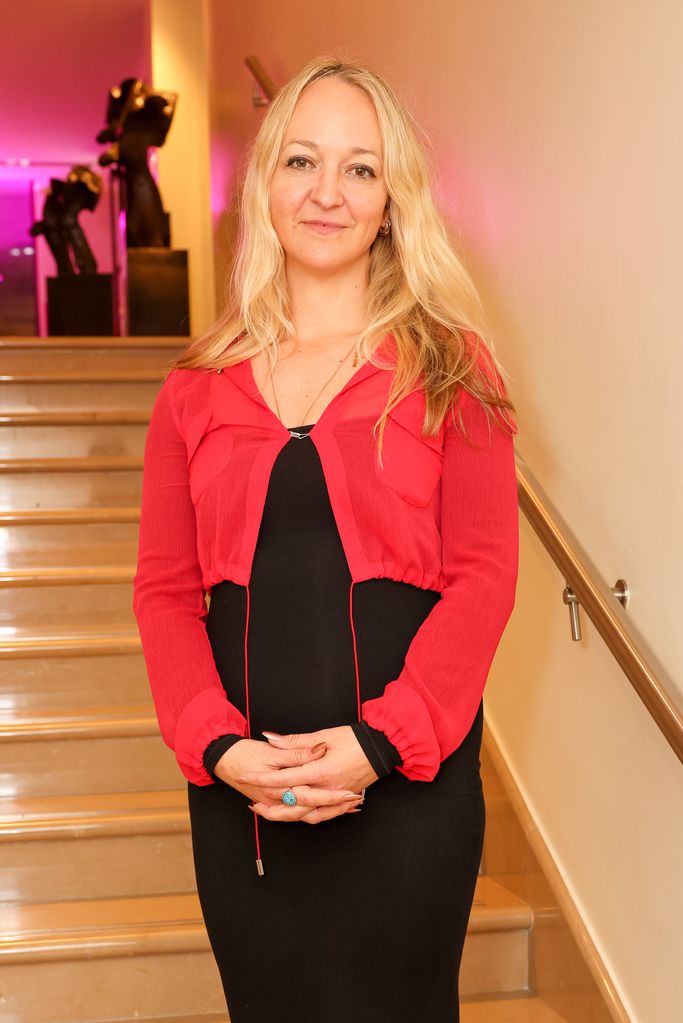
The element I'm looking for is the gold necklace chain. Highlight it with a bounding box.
[269,339,360,436]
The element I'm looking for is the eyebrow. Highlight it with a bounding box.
[282,138,381,160]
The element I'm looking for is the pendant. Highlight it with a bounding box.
[288,429,311,440]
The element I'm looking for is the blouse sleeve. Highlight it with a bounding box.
[132,372,248,786]
[360,386,519,782]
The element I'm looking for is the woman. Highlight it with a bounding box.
[133,55,519,1023]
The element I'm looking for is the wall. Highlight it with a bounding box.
[206,3,683,1021]
[151,0,216,335]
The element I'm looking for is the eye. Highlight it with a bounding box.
[285,156,312,170]
[350,165,376,179]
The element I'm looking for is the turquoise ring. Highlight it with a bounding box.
[281,788,297,806]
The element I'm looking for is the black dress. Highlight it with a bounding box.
[187,423,486,1023]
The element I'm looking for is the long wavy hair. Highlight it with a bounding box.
[170,54,517,464]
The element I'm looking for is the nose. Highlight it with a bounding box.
[309,163,344,210]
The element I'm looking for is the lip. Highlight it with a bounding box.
[302,220,347,234]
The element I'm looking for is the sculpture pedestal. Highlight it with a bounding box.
[127,248,190,335]
[47,275,114,336]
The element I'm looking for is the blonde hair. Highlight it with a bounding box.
[171,54,517,462]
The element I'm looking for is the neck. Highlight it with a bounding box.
[285,259,370,351]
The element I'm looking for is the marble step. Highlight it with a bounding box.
[0,531,137,572]
[0,651,150,709]
[0,789,193,903]
[0,578,138,620]
[0,336,186,376]
[0,380,160,413]
[0,469,141,507]
[0,701,178,797]
[0,454,142,474]
[0,420,149,459]
[0,876,534,1022]
[117,997,569,1023]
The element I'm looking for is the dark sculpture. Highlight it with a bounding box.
[96,78,177,248]
[30,165,102,275]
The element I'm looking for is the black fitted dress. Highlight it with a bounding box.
[186,423,486,1023]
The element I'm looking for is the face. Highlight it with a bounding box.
[268,77,389,276]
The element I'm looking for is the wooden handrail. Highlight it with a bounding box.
[516,455,683,765]
[244,56,278,103]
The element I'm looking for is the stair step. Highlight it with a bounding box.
[0,422,148,459]
[0,508,139,524]
[0,702,157,741]
[0,468,141,504]
[0,456,142,473]
[1,650,148,710]
[1,409,151,424]
[0,789,188,842]
[0,579,137,619]
[0,565,134,584]
[0,337,188,348]
[1,371,165,384]
[0,622,140,658]
[0,876,533,1021]
[0,519,137,568]
[0,380,161,414]
[0,789,193,903]
[460,995,569,1021]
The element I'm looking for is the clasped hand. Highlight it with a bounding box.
[213,725,379,824]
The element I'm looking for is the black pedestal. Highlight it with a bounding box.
[127,248,190,336]
[47,274,114,336]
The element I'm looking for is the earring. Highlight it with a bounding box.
[378,219,391,236]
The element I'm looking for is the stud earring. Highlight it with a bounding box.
[378,219,391,236]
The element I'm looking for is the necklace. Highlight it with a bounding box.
[269,339,360,438]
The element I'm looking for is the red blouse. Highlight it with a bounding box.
[132,334,519,787]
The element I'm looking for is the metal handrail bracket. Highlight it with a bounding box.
[516,455,683,764]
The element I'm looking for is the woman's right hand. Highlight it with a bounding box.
[213,738,364,823]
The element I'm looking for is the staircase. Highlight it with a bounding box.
[0,337,568,1022]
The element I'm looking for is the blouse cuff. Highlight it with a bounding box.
[361,680,442,781]
[174,686,248,786]
[350,720,403,779]
[202,733,246,782]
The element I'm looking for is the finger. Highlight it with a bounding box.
[260,785,361,807]
[274,744,327,768]
[262,731,325,748]
[249,801,317,822]
[239,765,324,788]
[298,802,361,825]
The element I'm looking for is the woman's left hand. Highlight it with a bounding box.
[238,725,379,820]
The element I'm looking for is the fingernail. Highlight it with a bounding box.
[348,807,362,813]
[343,793,360,800]
[262,731,282,739]
[311,742,327,754]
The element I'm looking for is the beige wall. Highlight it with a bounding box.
[151,0,215,334]
[206,3,683,1020]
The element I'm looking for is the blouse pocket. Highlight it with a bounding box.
[184,407,234,505]
[373,391,444,507]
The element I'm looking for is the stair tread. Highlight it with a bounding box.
[460,995,569,1021]
[0,508,139,524]
[0,337,188,349]
[0,875,532,953]
[0,788,187,840]
[0,407,152,421]
[0,540,137,572]
[0,617,138,643]
[0,563,136,584]
[0,702,157,740]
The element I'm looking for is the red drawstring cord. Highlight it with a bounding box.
[244,582,265,876]
[349,581,362,720]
